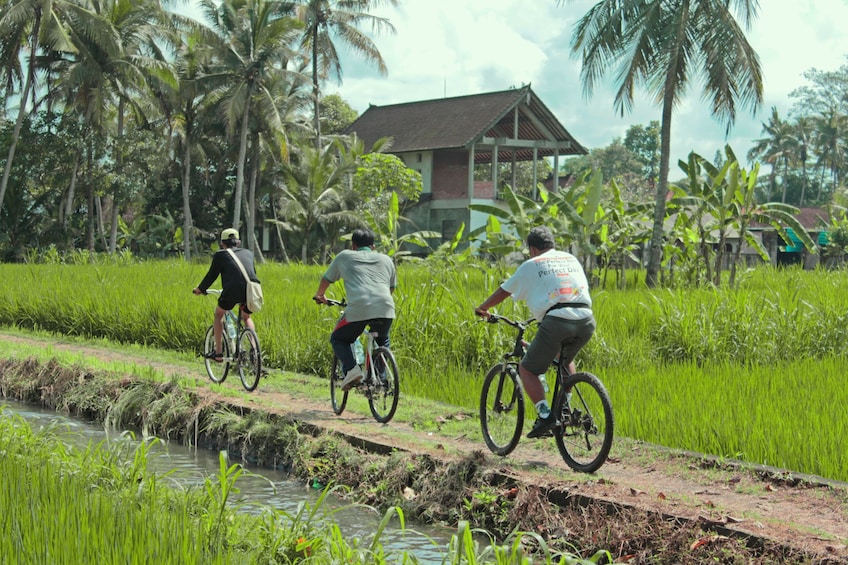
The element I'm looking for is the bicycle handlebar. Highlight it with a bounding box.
[479,312,535,329]
[204,289,222,296]
[314,297,346,307]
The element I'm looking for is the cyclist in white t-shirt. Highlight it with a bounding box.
[475,226,596,439]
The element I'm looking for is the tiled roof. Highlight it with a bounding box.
[749,207,830,230]
[344,85,587,163]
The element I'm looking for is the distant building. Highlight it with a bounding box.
[345,85,588,244]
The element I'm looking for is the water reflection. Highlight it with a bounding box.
[3,400,456,563]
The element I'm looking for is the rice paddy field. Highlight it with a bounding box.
[1,259,847,482]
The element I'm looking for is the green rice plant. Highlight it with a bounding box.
[4,261,848,480]
[5,408,540,563]
[603,356,848,480]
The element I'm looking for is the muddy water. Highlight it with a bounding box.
[3,399,457,563]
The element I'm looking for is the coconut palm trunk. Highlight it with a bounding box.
[0,8,42,216]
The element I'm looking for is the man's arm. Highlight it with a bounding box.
[194,256,221,295]
[313,277,332,304]
[474,287,511,319]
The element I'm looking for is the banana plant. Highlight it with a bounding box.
[365,190,440,263]
[676,146,814,286]
[468,184,559,256]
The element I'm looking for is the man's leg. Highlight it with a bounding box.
[240,306,256,332]
[212,306,226,358]
[330,318,367,374]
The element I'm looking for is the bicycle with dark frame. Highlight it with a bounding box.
[479,312,614,473]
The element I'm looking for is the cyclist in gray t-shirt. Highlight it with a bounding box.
[313,228,396,391]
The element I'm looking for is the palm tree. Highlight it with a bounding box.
[812,107,847,195]
[0,0,82,217]
[199,0,304,232]
[294,0,397,148]
[52,0,175,252]
[747,107,792,202]
[559,0,764,287]
[790,116,814,206]
[274,137,361,262]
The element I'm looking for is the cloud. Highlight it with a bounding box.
[179,0,848,170]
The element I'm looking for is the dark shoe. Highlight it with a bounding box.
[527,414,557,439]
[205,351,223,363]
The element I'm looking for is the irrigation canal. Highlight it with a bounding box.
[3,398,458,562]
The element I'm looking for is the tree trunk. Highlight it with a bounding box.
[109,99,126,254]
[182,114,193,261]
[0,9,42,216]
[232,92,252,230]
[271,199,290,263]
[312,31,321,150]
[645,91,675,287]
[95,195,108,251]
[63,150,82,228]
[246,141,258,254]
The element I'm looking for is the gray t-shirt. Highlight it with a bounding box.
[323,248,396,322]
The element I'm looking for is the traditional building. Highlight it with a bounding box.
[344,85,588,243]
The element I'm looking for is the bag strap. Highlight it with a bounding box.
[226,248,251,284]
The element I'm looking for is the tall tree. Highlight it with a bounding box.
[201,0,303,232]
[294,0,396,148]
[747,106,792,202]
[560,0,764,287]
[0,0,83,218]
[275,137,360,262]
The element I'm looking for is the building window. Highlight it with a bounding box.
[417,153,422,162]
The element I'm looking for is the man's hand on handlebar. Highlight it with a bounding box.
[474,307,491,320]
[192,288,203,295]
[313,294,328,304]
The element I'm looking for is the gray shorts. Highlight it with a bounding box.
[521,315,596,375]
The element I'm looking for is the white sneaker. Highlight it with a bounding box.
[341,365,363,391]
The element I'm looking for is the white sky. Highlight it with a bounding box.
[178,0,848,168]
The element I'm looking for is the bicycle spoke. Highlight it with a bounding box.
[554,372,614,473]
[368,348,399,423]
[237,328,262,392]
[203,325,230,384]
[480,363,524,456]
[330,356,348,415]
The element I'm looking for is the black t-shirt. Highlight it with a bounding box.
[197,247,259,295]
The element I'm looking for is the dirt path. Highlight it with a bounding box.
[2,332,847,563]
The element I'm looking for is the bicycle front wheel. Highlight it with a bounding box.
[236,328,262,392]
[329,355,348,415]
[554,371,614,473]
[204,325,230,383]
[368,347,399,423]
[480,362,524,456]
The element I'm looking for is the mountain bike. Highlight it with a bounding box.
[202,289,262,392]
[316,298,400,423]
[479,313,614,473]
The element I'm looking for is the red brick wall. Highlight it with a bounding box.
[432,150,468,199]
[474,181,495,199]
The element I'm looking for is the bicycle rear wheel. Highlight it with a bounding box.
[554,371,614,473]
[204,325,230,383]
[480,362,524,456]
[329,355,348,415]
[368,347,399,423]
[237,328,262,392]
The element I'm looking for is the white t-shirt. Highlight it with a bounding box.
[500,249,592,322]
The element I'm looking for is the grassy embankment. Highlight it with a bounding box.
[0,407,610,564]
[0,261,846,481]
